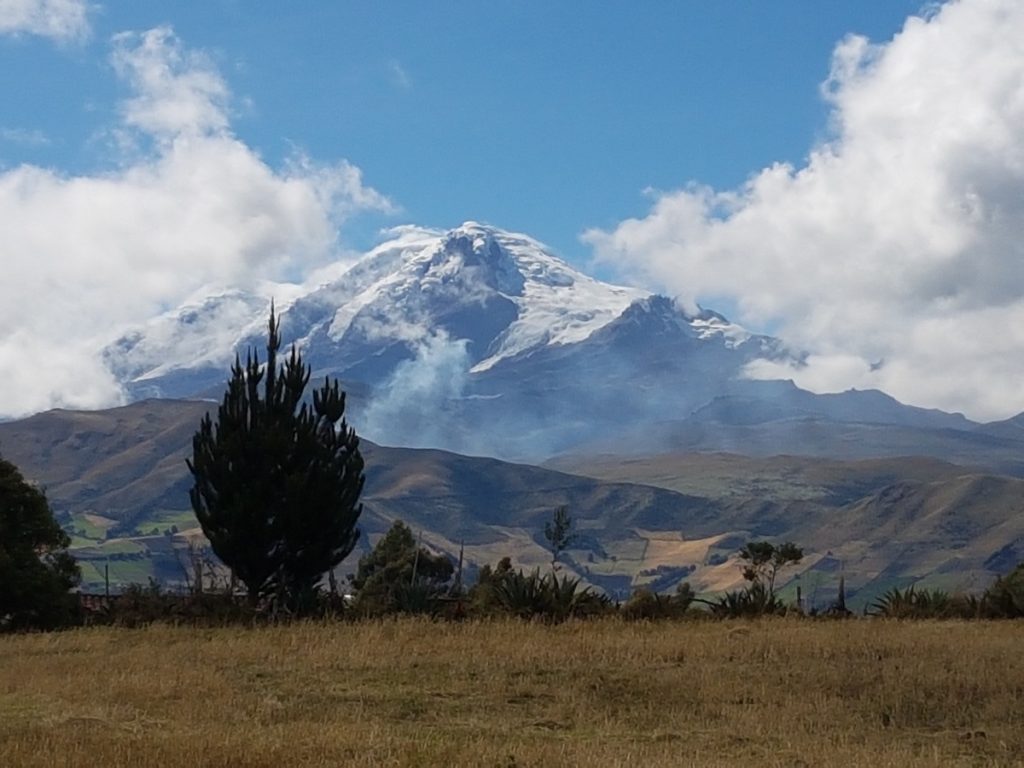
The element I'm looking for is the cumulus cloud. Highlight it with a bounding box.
[111,27,232,140]
[0,27,391,418]
[586,0,1024,421]
[0,0,91,41]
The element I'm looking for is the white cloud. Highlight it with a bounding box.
[111,27,232,140]
[586,0,1024,421]
[388,60,412,90]
[0,127,49,146]
[0,27,392,418]
[0,0,91,41]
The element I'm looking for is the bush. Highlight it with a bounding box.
[869,586,979,619]
[621,583,695,621]
[981,564,1024,618]
[710,583,788,619]
[0,455,81,631]
[92,580,261,627]
[468,557,514,616]
[350,521,455,617]
[476,566,611,622]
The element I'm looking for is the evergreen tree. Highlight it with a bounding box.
[187,308,364,610]
[543,505,576,572]
[0,455,80,630]
[351,520,454,615]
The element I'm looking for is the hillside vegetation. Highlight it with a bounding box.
[1,619,1023,767]
[4,402,1024,606]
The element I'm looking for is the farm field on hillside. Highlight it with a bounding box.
[1,619,1023,767]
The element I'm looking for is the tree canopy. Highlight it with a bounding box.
[543,505,576,572]
[0,455,80,630]
[187,308,364,611]
[739,540,803,599]
[351,520,454,615]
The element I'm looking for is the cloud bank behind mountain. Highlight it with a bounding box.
[0,26,390,417]
[587,0,1024,421]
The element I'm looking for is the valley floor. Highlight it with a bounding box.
[1,619,1023,767]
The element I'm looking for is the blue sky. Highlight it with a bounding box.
[3,1,922,260]
[4,0,1024,423]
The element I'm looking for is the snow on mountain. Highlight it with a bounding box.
[100,222,808,457]
[95,220,988,460]
[107,222,664,395]
[456,224,649,371]
[104,290,272,394]
[291,222,651,370]
[106,222,783,398]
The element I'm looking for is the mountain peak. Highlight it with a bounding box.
[598,295,754,350]
[619,294,688,324]
[427,224,526,296]
[320,222,650,371]
[448,220,497,238]
[105,221,691,399]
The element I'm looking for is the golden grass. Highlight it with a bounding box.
[2,619,1023,767]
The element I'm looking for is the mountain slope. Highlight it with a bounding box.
[547,450,1024,601]
[567,409,1024,473]
[0,400,720,596]
[3,400,1024,606]
[0,399,210,521]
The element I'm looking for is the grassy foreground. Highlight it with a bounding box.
[1,619,1023,767]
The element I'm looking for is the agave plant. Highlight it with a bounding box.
[391,581,437,615]
[710,583,786,619]
[546,573,584,621]
[490,568,610,622]
[869,585,960,619]
[870,586,919,618]
[621,588,676,621]
[558,575,613,619]
[491,568,549,619]
[954,593,984,619]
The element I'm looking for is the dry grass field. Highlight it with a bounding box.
[2,619,1023,767]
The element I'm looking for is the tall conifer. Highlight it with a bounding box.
[187,307,364,610]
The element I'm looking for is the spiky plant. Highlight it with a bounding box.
[711,583,786,619]
[869,585,963,619]
[492,568,549,619]
[551,573,612,619]
[708,585,786,622]
[490,568,609,622]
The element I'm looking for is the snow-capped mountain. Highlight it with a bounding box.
[303,224,649,370]
[106,222,768,399]
[101,221,988,460]
[272,223,658,385]
[107,223,648,395]
[104,290,273,399]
